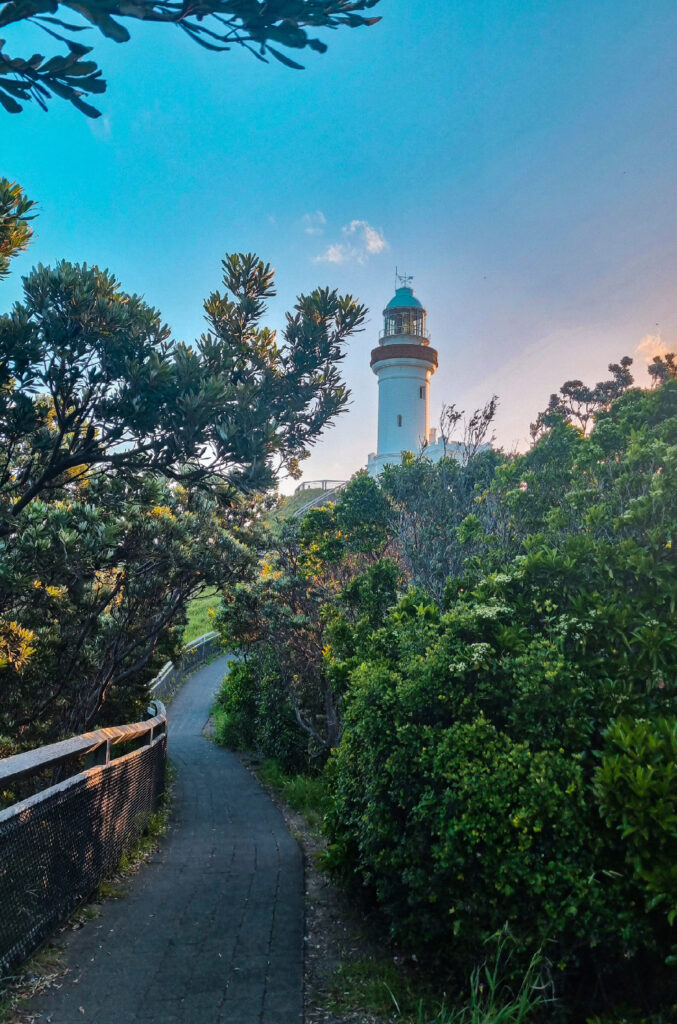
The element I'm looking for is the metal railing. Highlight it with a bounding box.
[150,630,221,703]
[295,479,347,493]
[379,325,430,341]
[0,630,222,976]
[0,702,168,976]
[292,481,348,518]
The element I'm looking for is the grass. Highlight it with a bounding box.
[0,945,68,1024]
[329,929,549,1024]
[257,758,329,829]
[329,958,435,1019]
[183,587,220,643]
[264,488,329,525]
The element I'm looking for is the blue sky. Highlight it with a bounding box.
[2,0,676,490]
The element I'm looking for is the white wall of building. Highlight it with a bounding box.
[375,358,432,458]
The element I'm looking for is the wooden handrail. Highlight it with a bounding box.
[0,701,166,789]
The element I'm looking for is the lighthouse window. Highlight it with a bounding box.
[419,386,424,399]
[397,414,402,427]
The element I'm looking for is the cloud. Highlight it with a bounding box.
[314,219,388,264]
[635,333,671,363]
[301,210,326,235]
[89,114,112,140]
[350,220,388,255]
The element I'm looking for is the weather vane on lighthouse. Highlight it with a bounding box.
[394,267,414,290]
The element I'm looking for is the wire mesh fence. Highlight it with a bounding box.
[0,631,219,977]
[150,630,221,703]
[0,707,167,978]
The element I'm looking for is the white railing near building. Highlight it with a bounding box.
[295,479,346,493]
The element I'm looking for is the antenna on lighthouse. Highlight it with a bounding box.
[396,270,414,288]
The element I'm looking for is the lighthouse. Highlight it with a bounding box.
[367,277,439,476]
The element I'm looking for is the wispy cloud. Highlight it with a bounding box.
[635,332,670,363]
[301,210,326,235]
[314,219,388,264]
[89,114,112,141]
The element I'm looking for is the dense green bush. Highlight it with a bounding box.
[325,379,677,1017]
[214,657,307,773]
[595,716,677,931]
[214,473,397,766]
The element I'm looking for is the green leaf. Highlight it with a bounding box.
[0,88,22,112]
[266,45,304,70]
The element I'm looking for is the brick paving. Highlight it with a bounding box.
[28,656,304,1024]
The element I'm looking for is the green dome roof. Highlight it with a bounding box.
[385,286,424,311]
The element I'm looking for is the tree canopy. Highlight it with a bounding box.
[0,0,381,116]
[0,178,34,278]
[0,181,367,747]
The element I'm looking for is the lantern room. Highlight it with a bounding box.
[381,285,427,341]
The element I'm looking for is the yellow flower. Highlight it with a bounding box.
[149,505,175,520]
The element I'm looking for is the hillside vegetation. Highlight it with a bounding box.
[265,488,328,523]
[214,359,677,1022]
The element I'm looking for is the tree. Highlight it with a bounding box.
[0,251,366,524]
[648,352,677,387]
[215,472,396,765]
[0,0,381,117]
[0,177,35,278]
[0,473,256,743]
[530,356,634,439]
[0,193,368,743]
[381,398,502,602]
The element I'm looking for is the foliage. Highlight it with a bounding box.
[1,196,366,744]
[0,251,364,506]
[595,716,677,928]
[182,587,219,643]
[214,471,397,766]
[648,353,677,387]
[380,444,504,602]
[0,177,35,279]
[214,656,307,771]
[530,357,634,439]
[324,376,677,1018]
[0,470,256,741]
[256,757,328,828]
[0,0,381,116]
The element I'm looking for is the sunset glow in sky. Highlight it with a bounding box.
[3,0,676,491]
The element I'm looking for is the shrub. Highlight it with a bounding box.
[213,659,307,773]
[213,660,259,751]
[325,380,677,1017]
[595,716,677,929]
[326,655,658,997]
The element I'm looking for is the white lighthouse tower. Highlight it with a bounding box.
[367,277,439,476]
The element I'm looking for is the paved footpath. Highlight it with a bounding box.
[28,656,304,1024]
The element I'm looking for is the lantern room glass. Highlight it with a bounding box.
[382,308,426,338]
